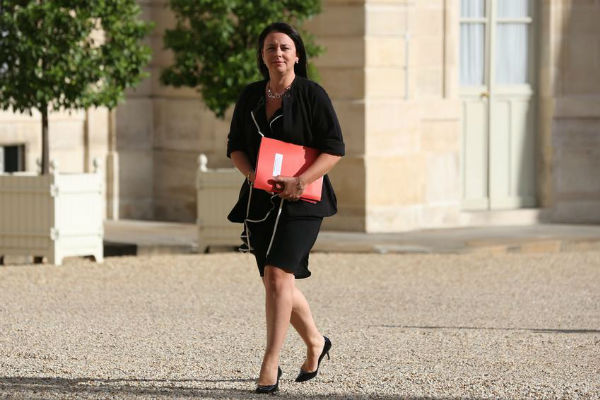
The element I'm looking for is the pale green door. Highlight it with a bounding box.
[460,0,536,210]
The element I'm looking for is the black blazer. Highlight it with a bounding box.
[227,76,345,222]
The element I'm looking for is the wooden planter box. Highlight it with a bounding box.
[0,163,104,265]
[196,154,243,252]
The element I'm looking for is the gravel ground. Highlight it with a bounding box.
[1,251,599,399]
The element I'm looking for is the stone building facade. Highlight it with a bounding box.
[1,0,599,232]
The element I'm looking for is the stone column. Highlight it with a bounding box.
[540,0,600,222]
[106,109,119,220]
[307,0,368,231]
[362,0,461,232]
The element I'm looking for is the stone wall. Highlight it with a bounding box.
[362,0,461,232]
[116,0,157,220]
[117,0,230,222]
[313,0,462,232]
[118,0,463,230]
[306,0,367,231]
[111,0,600,229]
[0,108,107,175]
[539,0,600,223]
[119,0,370,226]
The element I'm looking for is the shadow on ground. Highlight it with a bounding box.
[372,325,600,334]
[0,376,483,399]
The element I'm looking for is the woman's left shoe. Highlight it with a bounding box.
[255,367,282,394]
[295,336,331,383]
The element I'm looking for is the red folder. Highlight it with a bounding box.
[254,137,322,202]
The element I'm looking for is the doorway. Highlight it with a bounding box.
[460,0,536,210]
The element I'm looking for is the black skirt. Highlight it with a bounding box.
[242,202,322,279]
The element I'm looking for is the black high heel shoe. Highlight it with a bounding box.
[255,367,282,394]
[295,336,331,382]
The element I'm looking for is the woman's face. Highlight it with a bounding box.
[262,31,298,78]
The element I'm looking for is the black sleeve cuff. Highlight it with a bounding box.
[320,138,345,157]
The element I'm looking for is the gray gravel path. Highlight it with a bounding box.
[1,251,599,399]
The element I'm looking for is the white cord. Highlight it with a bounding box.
[240,181,281,254]
[240,110,265,253]
[240,109,284,257]
[240,180,255,253]
[266,199,284,257]
[251,111,265,137]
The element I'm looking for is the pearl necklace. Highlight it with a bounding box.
[266,83,291,99]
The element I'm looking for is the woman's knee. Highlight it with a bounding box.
[264,265,294,294]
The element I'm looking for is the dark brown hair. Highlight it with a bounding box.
[257,22,308,80]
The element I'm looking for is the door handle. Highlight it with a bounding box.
[480,91,489,98]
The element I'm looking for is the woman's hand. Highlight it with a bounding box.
[270,153,341,201]
[272,176,305,201]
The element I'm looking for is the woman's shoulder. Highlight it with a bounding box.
[294,76,326,92]
[245,79,267,92]
[237,80,266,102]
[294,76,329,99]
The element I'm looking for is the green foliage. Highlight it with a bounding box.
[161,0,323,119]
[0,0,153,114]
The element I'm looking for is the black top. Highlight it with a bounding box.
[226,76,345,222]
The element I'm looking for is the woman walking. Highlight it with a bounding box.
[226,22,344,394]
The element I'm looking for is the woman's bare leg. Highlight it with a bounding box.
[258,265,294,385]
[289,286,325,372]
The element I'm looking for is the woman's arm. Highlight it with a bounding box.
[230,150,255,182]
[272,153,341,201]
[298,153,341,186]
